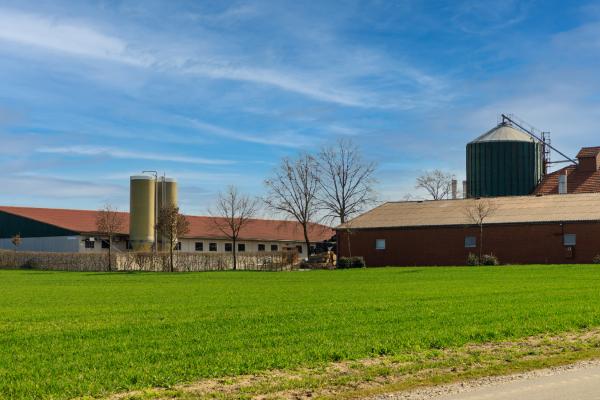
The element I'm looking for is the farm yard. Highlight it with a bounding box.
[3,266,600,399]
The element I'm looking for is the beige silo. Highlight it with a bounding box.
[157,177,178,211]
[129,175,156,252]
[157,177,178,251]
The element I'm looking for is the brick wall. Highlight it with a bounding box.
[337,222,600,266]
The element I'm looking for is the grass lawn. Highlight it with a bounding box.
[2,265,600,399]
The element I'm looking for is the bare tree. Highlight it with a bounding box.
[317,138,377,224]
[210,186,259,271]
[96,204,125,271]
[339,219,355,259]
[264,153,320,256]
[11,233,21,252]
[463,199,498,260]
[402,193,417,201]
[415,169,454,200]
[156,204,190,272]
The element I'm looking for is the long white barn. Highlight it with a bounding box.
[0,206,333,255]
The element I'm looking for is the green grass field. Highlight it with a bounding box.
[2,266,600,399]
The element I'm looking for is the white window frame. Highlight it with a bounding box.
[564,234,576,246]
[465,236,477,248]
[375,239,386,250]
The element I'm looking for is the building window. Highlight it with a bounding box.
[271,244,278,252]
[175,242,182,251]
[195,242,204,251]
[296,245,303,254]
[225,243,232,252]
[209,242,217,252]
[101,240,110,249]
[258,244,266,252]
[84,239,95,249]
[465,236,477,248]
[564,234,576,246]
[375,239,385,250]
[238,243,246,252]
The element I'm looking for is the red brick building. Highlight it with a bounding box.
[336,193,600,266]
[535,147,600,195]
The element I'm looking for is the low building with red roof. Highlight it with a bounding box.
[535,147,600,195]
[0,206,333,255]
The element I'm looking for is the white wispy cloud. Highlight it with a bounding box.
[0,8,149,66]
[36,145,234,165]
[185,117,314,148]
[105,170,243,182]
[183,63,374,108]
[450,0,531,35]
[0,174,124,199]
[0,7,443,109]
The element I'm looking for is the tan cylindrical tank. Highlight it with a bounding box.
[157,177,178,211]
[157,177,178,251]
[129,175,156,252]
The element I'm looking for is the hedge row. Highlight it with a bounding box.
[0,250,298,272]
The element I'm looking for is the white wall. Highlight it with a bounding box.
[178,238,308,256]
[76,236,128,253]
[0,235,129,253]
[0,235,309,256]
[0,236,80,253]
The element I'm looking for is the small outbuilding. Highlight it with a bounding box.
[336,193,600,266]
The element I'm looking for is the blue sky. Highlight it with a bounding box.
[1,0,599,215]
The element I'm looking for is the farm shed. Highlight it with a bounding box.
[0,206,333,255]
[336,193,600,266]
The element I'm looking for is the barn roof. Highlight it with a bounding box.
[577,147,600,158]
[0,206,333,242]
[534,165,600,195]
[337,193,600,230]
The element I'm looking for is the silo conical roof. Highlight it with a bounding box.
[470,122,537,143]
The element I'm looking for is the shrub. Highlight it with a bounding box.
[593,255,600,264]
[467,253,499,266]
[337,257,352,269]
[466,253,480,266]
[337,256,366,269]
[351,256,366,268]
[481,254,500,266]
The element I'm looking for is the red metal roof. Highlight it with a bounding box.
[534,165,600,195]
[0,206,333,242]
[577,147,600,158]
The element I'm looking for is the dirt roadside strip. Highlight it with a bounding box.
[104,329,600,400]
[370,359,600,400]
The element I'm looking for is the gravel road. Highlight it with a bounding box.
[370,360,600,400]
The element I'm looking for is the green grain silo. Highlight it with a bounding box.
[129,175,156,251]
[466,122,544,198]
